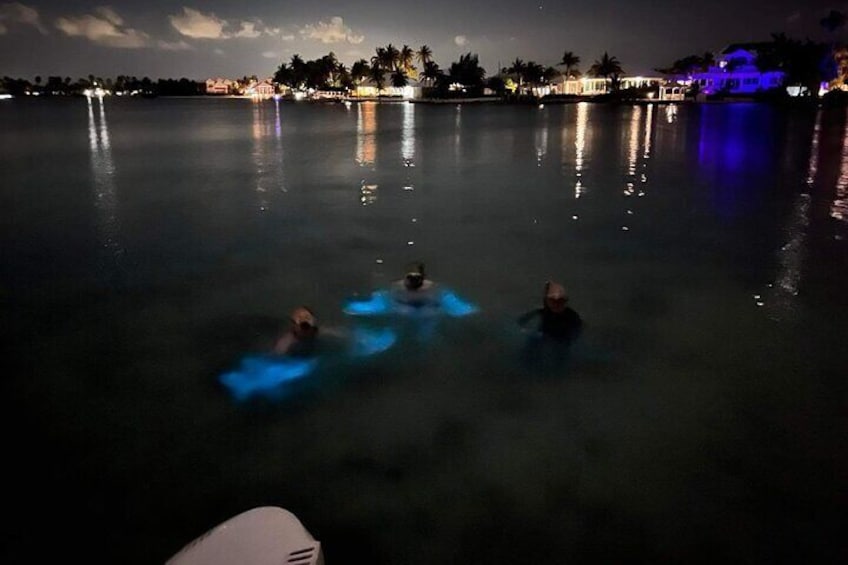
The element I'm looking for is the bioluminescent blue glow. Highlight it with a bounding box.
[343,288,478,318]
[439,290,478,317]
[350,327,397,356]
[343,291,392,316]
[219,355,318,401]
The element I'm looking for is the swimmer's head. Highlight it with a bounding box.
[404,261,426,290]
[290,307,318,339]
[544,281,568,313]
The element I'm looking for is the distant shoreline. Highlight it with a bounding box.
[409,97,497,104]
[1,93,825,108]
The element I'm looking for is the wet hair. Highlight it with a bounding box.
[291,306,317,329]
[405,261,425,278]
[404,262,426,290]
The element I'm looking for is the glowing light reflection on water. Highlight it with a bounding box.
[86,95,122,269]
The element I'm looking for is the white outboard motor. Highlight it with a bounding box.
[167,506,323,565]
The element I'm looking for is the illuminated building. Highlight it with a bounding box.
[689,44,784,96]
[205,77,235,95]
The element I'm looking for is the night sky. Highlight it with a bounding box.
[0,1,840,79]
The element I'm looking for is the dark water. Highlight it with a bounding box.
[2,97,847,563]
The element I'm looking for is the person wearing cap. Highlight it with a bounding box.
[390,261,440,309]
[518,281,582,340]
[273,306,320,356]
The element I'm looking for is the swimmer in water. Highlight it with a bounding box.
[219,305,396,401]
[390,261,440,308]
[518,281,582,341]
[273,307,320,357]
[273,306,391,357]
[344,261,476,320]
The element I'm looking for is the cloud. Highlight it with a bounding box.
[454,35,468,46]
[300,16,363,44]
[281,33,295,41]
[56,8,149,48]
[0,2,48,34]
[170,7,227,39]
[232,20,280,39]
[213,47,224,55]
[95,6,122,26]
[786,11,801,24]
[262,50,278,59]
[233,21,261,38]
[169,8,277,40]
[158,39,192,51]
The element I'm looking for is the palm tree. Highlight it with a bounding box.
[391,69,408,88]
[368,64,386,93]
[589,52,624,91]
[416,45,433,66]
[384,43,401,71]
[449,53,486,88]
[507,58,528,89]
[524,61,545,86]
[337,64,353,89]
[421,61,442,87]
[756,34,831,96]
[325,52,339,75]
[304,60,328,89]
[558,51,580,79]
[289,54,307,89]
[400,45,416,74]
[273,63,293,88]
[372,47,387,71]
[319,52,339,85]
[350,59,370,85]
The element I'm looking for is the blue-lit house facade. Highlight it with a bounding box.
[691,44,785,95]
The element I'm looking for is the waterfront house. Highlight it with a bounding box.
[689,44,784,95]
[205,78,234,95]
[312,89,347,100]
[550,76,664,96]
[352,74,423,99]
[245,79,275,98]
[659,83,688,101]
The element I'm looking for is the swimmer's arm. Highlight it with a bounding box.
[272,333,295,354]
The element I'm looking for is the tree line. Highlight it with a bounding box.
[5,11,846,101]
[0,74,204,96]
[270,44,627,97]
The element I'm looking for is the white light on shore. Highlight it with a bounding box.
[84,88,107,99]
